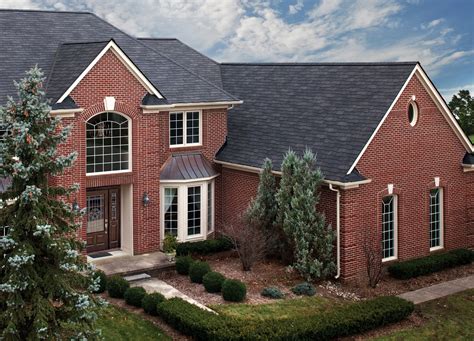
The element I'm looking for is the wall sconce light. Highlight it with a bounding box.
[142,192,150,207]
[72,199,80,212]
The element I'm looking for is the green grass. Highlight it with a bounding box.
[374,289,474,340]
[97,305,171,341]
[211,296,335,321]
[469,134,474,144]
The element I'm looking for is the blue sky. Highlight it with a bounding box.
[1,0,472,100]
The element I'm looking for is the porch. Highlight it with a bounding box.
[89,251,175,276]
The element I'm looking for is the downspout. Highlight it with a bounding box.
[329,184,341,279]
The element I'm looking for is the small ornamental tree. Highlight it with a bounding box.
[243,158,278,255]
[278,149,336,280]
[0,67,103,340]
[449,89,473,136]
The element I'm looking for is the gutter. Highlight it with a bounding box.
[328,184,341,279]
[141,100,243,112]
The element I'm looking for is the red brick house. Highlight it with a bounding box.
[1,9,473,280]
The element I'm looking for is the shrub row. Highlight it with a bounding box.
[388,248,474,279]
[156,295,414,340]
[176,237,233,256]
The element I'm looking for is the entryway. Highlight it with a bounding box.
[86,186,121,253]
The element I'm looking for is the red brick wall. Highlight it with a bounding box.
[55,49,227,254]
[339,73,474,279]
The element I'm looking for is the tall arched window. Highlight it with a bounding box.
[86,112,130,174]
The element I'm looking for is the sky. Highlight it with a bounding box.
[1,0,473,101]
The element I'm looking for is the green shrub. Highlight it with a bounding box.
[176,237,233,256]
[176,255,194,275]
[189,261,211,283]
[222,279,246,302]
[106,275,130,298]
[388,248,474,279]
[203,272,226,293]
[156,296,414,340]
[124,287,147,307]
[163,233,178,253]
[261,286,284,299]
[291,282,316,296]
[142,292,166,316]
[91,270,107,293]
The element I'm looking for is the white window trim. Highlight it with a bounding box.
[85,111,132,176]
[408,101,419,127]
[207,181,215,235]
[382,195,398,263]
[429,187,444,252]
[169,110,202,148]
[160,179,214,244]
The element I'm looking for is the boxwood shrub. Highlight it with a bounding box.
[176,255,194,275]
[156,296,414,340]
[176,237,233,256]
[222,279,246,302]
[91,270,107,293]
[142,292,166,316]
[106,275,130,298]
[189,261,211,283]
[203,272,226,293]
[388,248,474,279]
[124,287,147,307]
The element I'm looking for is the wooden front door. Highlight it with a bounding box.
[86,187,120,253]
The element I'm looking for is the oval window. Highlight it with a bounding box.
[408,102,418,127]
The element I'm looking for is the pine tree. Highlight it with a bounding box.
[243,158,278,254]
[0,67,103,340]
[279,149,336,280]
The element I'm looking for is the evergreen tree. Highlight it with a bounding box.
[279,149,336,280]
[244,158,278,254]
[0,67,103,340]
[448,89,474,137]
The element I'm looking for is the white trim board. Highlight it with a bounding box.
[56,39,163,103]
[347,64,474,175]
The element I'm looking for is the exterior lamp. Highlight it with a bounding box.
[72,199,80,212]
[142,192,150,207]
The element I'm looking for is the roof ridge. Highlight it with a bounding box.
[221,62,419,66]
[137,37,178,41]
[0,8,93,15]
[86,13,239,101]
[60,40,110,45]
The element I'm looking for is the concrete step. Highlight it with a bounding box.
[124,273,151,282]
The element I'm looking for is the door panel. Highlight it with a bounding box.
[108,188,120,249]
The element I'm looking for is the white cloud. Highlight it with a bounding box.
[309,0,342,17]
[0,0,38,9]
[421,18,445,29]
[440,84,474,101]
[288,0,304,15]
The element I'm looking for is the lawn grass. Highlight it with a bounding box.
[374,289,474,340]
[97,305,170,341]
[469,134,474,144]
[211,296,335,321]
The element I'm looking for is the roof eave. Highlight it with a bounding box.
[141,100,243,112]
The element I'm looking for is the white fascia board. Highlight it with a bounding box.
[159,174,220,184]
[462,164,474,172]
[56,40,163,103]
[141,100,243,113]
[347,64,474,175]
[214,160,371,189]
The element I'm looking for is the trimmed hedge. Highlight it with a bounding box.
[176,255,194,275]
[156,296,414,340]
[388,248,474,279]
[142,292,166,316]
[91,270,107,293]
[176,237,233,256]
[189,261,211,284]
[222,279,246,302]
[107,275,130,298]
[203,272,226,293]
[124,287,147,307]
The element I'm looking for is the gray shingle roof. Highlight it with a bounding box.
[0,9,237,104]
[161,153,217,181]
[216,62,417,181]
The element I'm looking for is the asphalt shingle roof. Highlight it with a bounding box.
[217,62,417,181]
[0,9,237,104]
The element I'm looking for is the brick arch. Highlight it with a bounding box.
[80,100,139,122]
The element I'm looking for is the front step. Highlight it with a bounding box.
[124,273,151,282]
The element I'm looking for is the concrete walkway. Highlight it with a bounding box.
[131,278,216,313]
[398,275,474,304]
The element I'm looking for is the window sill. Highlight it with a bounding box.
[169,143,202,149]
[185,234,206,242]
[86,170,132,177]
[382,256,397,263]
[430,246,444,252]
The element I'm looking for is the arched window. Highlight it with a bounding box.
[407,101,419,127]
[86,112,130,174]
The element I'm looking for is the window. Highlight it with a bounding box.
[161,180,214,242]
[187,186,201,236]
[429,188,443,250]
[86,112,130,174]
[0,225,8,238]
[408,101,418,127]
[169,111,201,147]
[164,188,178,237]
[207,182,214,233]
[382,195,397,261]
